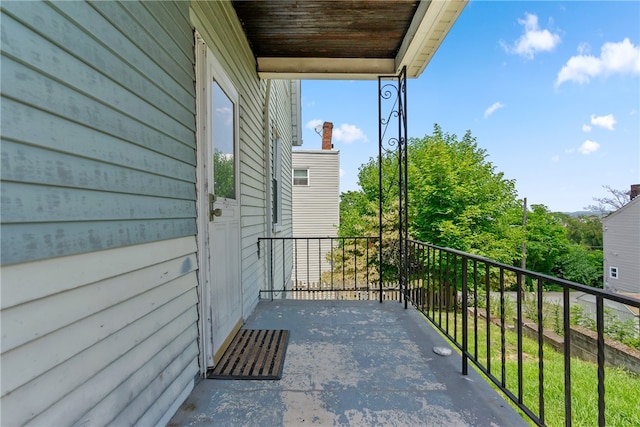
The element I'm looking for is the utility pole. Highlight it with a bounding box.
[521,197,527,271]
[521,197,528,295]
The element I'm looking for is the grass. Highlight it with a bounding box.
[426,310,640,427]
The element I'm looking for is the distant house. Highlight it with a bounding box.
[292,122,340,284]
[602,185,640,294]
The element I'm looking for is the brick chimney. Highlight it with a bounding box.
[321,121,333,150]
[631,184,640,200]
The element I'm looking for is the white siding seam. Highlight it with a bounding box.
[135,359,199,427]
[3,54,193,148]
[72,324,198,426]
[1,256,198,353]
[1,237,197,309]
[9,299,198,426]
[1,276,197,400]
[83,1,193,94]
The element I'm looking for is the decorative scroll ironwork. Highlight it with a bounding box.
[378,67,408,306]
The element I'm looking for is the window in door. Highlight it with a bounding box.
[212,81,236,200]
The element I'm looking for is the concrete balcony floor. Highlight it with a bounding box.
[169,300,528,426]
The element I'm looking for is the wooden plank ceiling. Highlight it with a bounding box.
[231,0,419,59]
[230,0,468,79]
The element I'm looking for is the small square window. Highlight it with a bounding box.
[609,266,618,279]
[293,169,308,186]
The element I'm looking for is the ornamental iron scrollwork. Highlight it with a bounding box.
[378,67,409,307]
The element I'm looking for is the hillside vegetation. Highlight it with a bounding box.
[339,125,603,289]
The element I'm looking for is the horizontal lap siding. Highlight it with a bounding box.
[1,1,199,425]
[1,237,200,426]
[269,81,295,289]
[191,1,294,315]
[292,151,340,282]
[292,151,340,237]
[1,0,196,265]
[603,199,640,293]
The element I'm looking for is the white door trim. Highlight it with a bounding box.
[194,31,210,375]
[194,31,244,374]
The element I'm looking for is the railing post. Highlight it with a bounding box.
[485,263,491,375]
[517,271,523,404]
[537,279,545,425]
[499,268,506,388]
[269,238,274,301]
[596,296,605,427]
[563,286,572,426]
[461,256,468,376]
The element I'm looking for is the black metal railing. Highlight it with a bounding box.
[258,236,400,301]
[405,240,640,427]
[257,236,639,426]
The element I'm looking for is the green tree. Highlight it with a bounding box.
[213,150,234,199]
[339,191,374,237]
[338,125,605,291]
[554,245,603,288]
[340,124,523,264]
[524,205,570,275]
[406,125,522,263]
[524,206,603,288]
[556,213,603,249]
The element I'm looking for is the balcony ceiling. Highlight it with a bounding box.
[231,0,468,79]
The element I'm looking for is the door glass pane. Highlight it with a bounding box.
[212,81,235,199]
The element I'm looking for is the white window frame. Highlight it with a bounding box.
[609,266,618,279]
[293,168,309,186]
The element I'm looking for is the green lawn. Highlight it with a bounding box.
[426,311,640,427]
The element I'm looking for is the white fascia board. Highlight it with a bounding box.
[257,57,395,80]
[396,0,468,78]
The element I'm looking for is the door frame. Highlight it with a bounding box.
[194,31,244,374]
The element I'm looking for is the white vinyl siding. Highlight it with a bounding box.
[1,0,297,424]
[291,150,340,283]
[1,1,198,424]
[0,1,197,265]
[602,197,640,294]
[1,237,198,425]
[190,2,293,312]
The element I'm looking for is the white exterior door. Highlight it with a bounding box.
[196,35,243,369]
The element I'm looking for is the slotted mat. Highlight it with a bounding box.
[207,329,289,380]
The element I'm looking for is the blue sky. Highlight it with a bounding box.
[298,1,639,213]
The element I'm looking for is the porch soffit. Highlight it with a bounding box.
[230,0,468,79]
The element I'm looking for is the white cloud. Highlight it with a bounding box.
[590,113,616,130]
[483,102,505,119]
[577,42,591,55]
[582,124,592,132]
[333,123,367,144]
[501,13,561,59]
[556,38,640,86]
[578,140,600,154]
[215,107,233,125]
[305,119,323,130]
[551,155,560,162]
[339,168,346,177]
